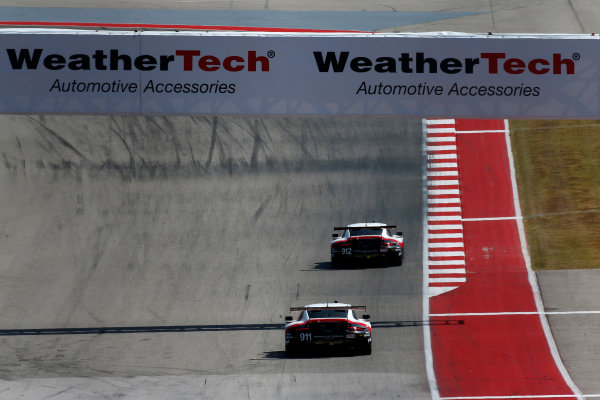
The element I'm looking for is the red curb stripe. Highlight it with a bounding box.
[427,184,460,190]
[429,118,578,400]
[429,256,465,261]
[427,149,458,154]
[429,282,463,287]
[428,220,462,225]
[428,167,459,172]
[427,124,455,129]
[429,238,464,243]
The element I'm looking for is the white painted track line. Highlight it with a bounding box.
[430,311,600,317]
[463,216,520,221]
[440,394,600,399]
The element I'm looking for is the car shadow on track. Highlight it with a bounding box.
[0,319,463,337]
[0,324,283,336]
[261,319,464,360]
[263,348,368,359]
[307,261,400,271]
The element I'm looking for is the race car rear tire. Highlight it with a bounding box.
[285,343,298,357]
[396,254,403,266]
[359,341,372,355]
[331,256,341,268]
[389,253,403,266]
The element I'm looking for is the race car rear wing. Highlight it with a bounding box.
[333,225,396,231]
[332,225,402,238]
[290,305,367,312]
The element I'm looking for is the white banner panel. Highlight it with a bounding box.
[0,29,598,118]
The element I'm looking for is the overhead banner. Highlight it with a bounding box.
[0,29,598,118]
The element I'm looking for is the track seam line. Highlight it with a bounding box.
[422,118,441,400]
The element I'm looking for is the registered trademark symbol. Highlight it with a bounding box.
[267,50,276,58]
[572,52,581,61]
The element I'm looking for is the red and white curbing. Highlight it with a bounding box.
[425,119,466,297]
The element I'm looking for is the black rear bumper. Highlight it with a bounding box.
[286,334,371,348]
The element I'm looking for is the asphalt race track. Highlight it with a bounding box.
[0,115,428,398]
[1,1,600,399]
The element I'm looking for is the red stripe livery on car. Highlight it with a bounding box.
[330,222,404,267]
[284,302,372,356]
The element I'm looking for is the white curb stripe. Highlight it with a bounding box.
[427,145,457,151]
[428,217,462,221]
[428,225,463,231]
[428,171,459,177]
[428,189,460,195]
[429,242,464,248]
[429,269,467,275]
[429,260,466,266]
[428,154,458,160]
[427,119,455,125]
[428,128,456,133]
[428,162,459,168]
[428,198,461,204]
[430,277,467,283]
[429,251,465,257]
[429,208,462,214]
[427,136,456,142]
[429,233,464,239]
[429,180,460,186]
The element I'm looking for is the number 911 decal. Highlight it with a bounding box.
[285,303,372,356]
[300,333,312,342]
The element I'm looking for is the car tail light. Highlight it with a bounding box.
[293,325,310,331]
[332,241,349,248]
[347,323,367,332]
[380,240,397,248]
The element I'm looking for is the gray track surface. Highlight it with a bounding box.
[537,270,600,394]
[1,1,600,399]
[0,115,427,399]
